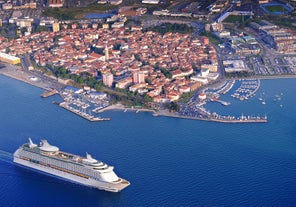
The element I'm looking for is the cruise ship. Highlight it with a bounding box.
[13,138,130,192]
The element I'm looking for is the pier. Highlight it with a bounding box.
[41,89,58,98]
[215,99,231,106]
[59,102,110,122]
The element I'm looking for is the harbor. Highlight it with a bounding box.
[0,63,269,124]
[231,79,260,101]
[59,102,110,122]
[177,78,268,123]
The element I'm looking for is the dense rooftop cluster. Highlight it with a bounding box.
[0,26,218,102]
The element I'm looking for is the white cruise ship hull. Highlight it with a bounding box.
[14,153,129,192]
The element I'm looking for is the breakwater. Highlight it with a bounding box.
[155,110,267,123]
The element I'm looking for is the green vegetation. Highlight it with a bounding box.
[200,31,222,46]
[264,5,288,13]
[48,65,102,90]
[108,89,146,107]
[34,26,48,33]
[267,16,296,29]
[0,24,19,39]
[113,43,121,50]
[42,3,117,20]
[90,45,104,55]
[48,65,153,106]
[179,91,194,103]
[147,23,193,35]
[160,68,172,79]
[165,101,180,112]
[223,15,250,24]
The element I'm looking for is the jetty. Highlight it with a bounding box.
[215,100,231,106]
[59,102,110,122]
[41,89,58,98]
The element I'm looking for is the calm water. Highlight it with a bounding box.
[0,75,296,206]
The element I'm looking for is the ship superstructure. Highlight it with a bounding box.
[13,138,130,192]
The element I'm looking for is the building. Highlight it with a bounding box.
[49,0,63,7]
[104,45,109,61]
[142,0,159,4]
[40,17,56,26]
[110,0,122,5]
[102,72,114,87]
[102,24,109,29]
[15,18,34,28]
[115,77,133,89]
[211,22,224,32]
[198,93,207,100]
[133,71,145,84]
[0,52,21,64]
[129,83,146,92]
[97,0,107,4]
[223,59,250,73]
[111,21,125,28]
[2,3,13,10]
[258,0,269,4]
[52,22,60,32]
[200,63,218,72]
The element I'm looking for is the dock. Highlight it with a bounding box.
[211,99,231,106]
[59,102,110,122]
[41,89,58,98]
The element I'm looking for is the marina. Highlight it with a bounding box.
[178,78,268,123]
[59,102,110,122]
[231,79,260,101]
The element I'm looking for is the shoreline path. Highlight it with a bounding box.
[0,63,279,123]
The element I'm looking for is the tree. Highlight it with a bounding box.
[145,78,151,85]
[113,43,121,50]
[166,102,180,112]
[36,26,47,32]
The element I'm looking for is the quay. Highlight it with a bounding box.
[41,89,58,98]
[59,102,110,122]
[155,111,268,123]
[211,99,231,106]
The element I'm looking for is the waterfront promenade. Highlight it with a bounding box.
[0,63,63,90]
[0,63,270,123]
[97,104,268,123]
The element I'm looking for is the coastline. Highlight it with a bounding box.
[1,63,291,123]
[0,64,63,91]
[97,104,267,123]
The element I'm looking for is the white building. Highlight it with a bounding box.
[142,0,159,4]
[110,0,122,5]
[223,60,250,73]
[191,76,208,84]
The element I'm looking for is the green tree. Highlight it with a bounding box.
[165,102,180,112]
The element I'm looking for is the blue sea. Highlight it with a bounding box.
[0,75,296,207]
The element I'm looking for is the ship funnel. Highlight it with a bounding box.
[86,152,92,159]
[28,137,37,148]
[85,152,97,163]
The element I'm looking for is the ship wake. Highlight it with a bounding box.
[0,150,13,163]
